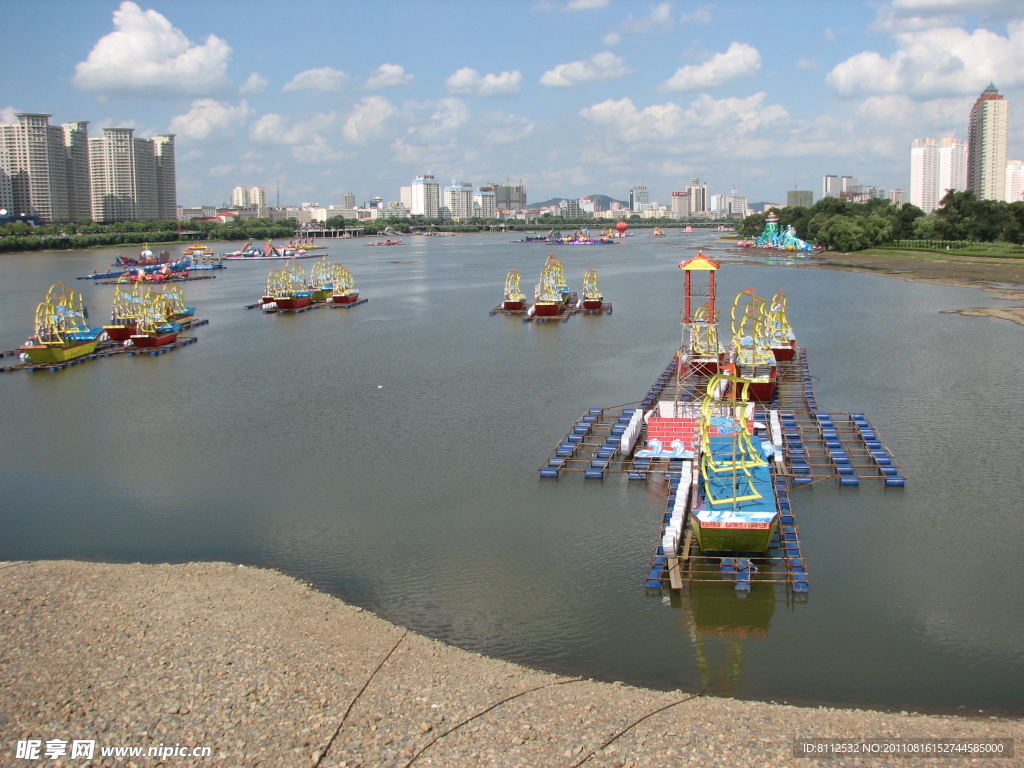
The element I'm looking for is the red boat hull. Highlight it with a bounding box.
[772,344,796,361]
[273,296,312,310]
[104,324,136,341]
[503,299,525,310]
[130,331,179,348]
[582,299,603,310]
[332,292,360,305]
[533,302,560,316]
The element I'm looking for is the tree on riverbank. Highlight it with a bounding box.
[740,193,1024,252]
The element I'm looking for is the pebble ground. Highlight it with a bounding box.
[1,561,1020,767]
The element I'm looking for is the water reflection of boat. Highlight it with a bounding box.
[676,582,775,695]
[20,283,103,364]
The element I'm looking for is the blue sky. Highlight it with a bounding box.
[5,0,1024,208]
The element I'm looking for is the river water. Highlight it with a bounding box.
[1,232,1022,715]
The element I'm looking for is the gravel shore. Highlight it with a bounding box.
[1,561,1020,767]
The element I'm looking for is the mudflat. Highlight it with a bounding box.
[2,561,1020,767]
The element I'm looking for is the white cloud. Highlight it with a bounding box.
[239,73,268,96]
[620,2,675,32]
[579,92,788,143]
[661,42,761,92]
[827,21,1024,98]
[796,58,820,71]
[478,112,537,145]
[824,28,837,42]
[73,1,232,97]
[365,64,414,89]
[0,106,17,123]
[343,96,399,144]
[283,67,348,93]
[565,0,609,9]
[445,68,522,97]
[603,31,621,45]
[168,99,251,143]
[681,6,713,24]
[249,111,338,145]
[540,52,631,87]
[872,0,1024,33]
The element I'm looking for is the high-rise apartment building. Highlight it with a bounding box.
[1006,160,1024,204]
[787,190,813,207]
[63,121,91,222]
[443,179,474,221]
[0,145,13,214]
[493,179,527,212]
[410,173,440,218]
[474,185,496,219]
[249,186,266,207]
[889,189,907,206]
[340,192,356,209]
[967,84,1008,201]
[670,191,690,219]
[0,113,71,222]
[687,178,708,213]
[231,185,250,206]
[629,185,649,211]
[89,127,175,222]
[823,175,839,198]
[912,137,968,212]
[910,138,939,212]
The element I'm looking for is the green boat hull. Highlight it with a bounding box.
[692,516,779,554]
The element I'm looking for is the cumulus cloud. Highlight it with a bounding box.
[343,96,399,144]
[540,52,630,87]
[249,111,338,145]
[168,99,251,142]
[73,1,232,97]
[872,0,1024,32]
[445,68,522,97]
[661,42,761,92]
[283,67,348,93]
[681,6,713,24]
[827,21,1024,98]
[579,93,788,143]
[565,0,609,9]
[796,58,820,71]
[239,73,268,96]
[0,106,17,123]
[365,64,414,89]
[478,112,537,145]
[620,2,675,32]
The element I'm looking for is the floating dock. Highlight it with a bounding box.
[488,292,609,323]
[245,298,369,313]
[0,320,208,373]
[540,349,904,596]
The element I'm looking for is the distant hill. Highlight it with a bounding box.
[527,193,628,210]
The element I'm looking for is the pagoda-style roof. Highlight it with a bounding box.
[679,250,721,271]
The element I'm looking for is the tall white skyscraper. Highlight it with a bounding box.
[63,120,91,222]
[0,113,71,222]
[89,127,171,222]
[686,178,707,213]
[911,138,966,212]
[910,139,939,213]
[443,179,473,221]
[232,185,250,206]
[410,173,440,218]
[823,175,840,198]
[967,83,1008,201]
[1006,160,1024,204]
[670,191,690,219]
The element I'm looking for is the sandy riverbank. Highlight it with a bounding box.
[759,247,1024,326]
[1,561,1020,767]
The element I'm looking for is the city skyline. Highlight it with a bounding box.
[4,0,1024,209]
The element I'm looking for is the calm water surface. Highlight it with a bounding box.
[2,232,1022,715]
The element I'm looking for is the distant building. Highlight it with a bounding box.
[787,190,813,208]
[410,173,440,218]
[1006,160,1024,204]
[340,192,356,209]
[559,198,583,218]
[670,191,690,219]
[629,185,649,211]
[493,179,527,212]
[63,120,91,221]
[967,83,1008,201]
[687,178,708,213]
[443,179,474,221]
[89,127,175,222]
[911,137,966,212]
[889,188,907,206]
[823,175,839,198]
[0,113,72,222]
[474,186,496,219]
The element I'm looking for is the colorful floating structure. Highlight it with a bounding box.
[129,292,180,348]
[307,258,333,302]
[157,284,195,327]
[537,250,905,597]
[739,212,817,252]
[501,269,526,310]
[225,240,321,261]
[103,276,146,342]
[263,261,313,311]
[19,283,104,364]
[576,268,612,315]
[531,254,571,318]
[330,264,360,305]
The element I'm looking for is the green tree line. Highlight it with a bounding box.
[737,192,1024,252]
